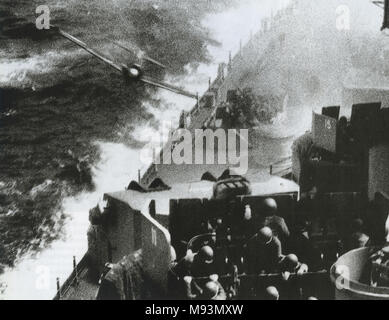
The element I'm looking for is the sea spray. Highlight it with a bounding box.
[0,142,147,299]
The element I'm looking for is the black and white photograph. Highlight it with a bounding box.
[1,0,389,302]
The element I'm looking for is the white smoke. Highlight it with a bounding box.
[0,51,69,87]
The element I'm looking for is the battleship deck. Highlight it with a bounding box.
[54,255,99,300]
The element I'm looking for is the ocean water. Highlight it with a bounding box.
[0,0,296,299]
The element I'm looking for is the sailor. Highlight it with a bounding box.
[262,198,290,241]
[247,227,283,274]
[241,204,258,240]
[168,245,185,299]
[276,254,308,299]
[201,279,227,300]
[182,276,203,300]
[263,286,280,300]
[344,218,370,251]
[292,131,314,190]
[191,245,217,278]
[172,246,218,300]
[172,245,217,279]
[278,254,309,281]
[361,246,389,287]
[287,218,320,270]
[183,277,227,300]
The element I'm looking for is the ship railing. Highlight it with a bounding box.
[139,20,290,185]
[190,1,294,124]
[185,269,331,300]
[53,254,89,300]
[189,22,272,121]
[269,156,293,177]
[190,270,328,282]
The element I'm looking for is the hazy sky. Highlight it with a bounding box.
[204,0,291,59]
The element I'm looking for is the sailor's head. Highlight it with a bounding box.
[264,286,279,300]
[197,246,214,264]
[283,254,299,271]
[263,198,278,216]
[203,281,219,299]
[258,227,273,245]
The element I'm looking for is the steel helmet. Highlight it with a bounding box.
[258,227,273,244]
[284,254,299,270]
[203,281,219,299]
[265,286,279,300]
[263,198,278,215]
[198,246,214,264]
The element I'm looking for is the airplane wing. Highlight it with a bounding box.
[57,28,122,72]
[141,76,198,99]
[143,56,167,69]
[56,27,197,99]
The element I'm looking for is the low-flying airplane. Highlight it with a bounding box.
[53,26,198,99]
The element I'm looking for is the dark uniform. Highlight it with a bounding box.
[172,257,215,280]
[262,198,290,242]
[171,246,218,299]
[183,279,227,300]
[202,281,227,300]
[263,215,290,241]
[247,228,283,274]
